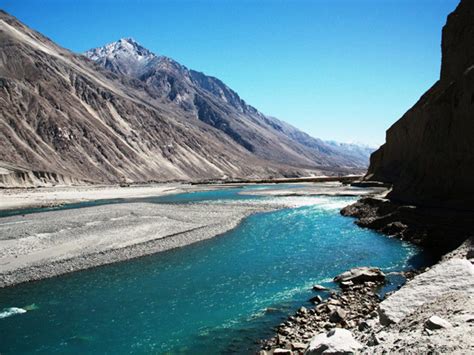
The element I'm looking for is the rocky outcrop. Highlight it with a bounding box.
[354,239,474,354]
[341,196,474,252]
[365,0,474,211]
[377,258,474,325]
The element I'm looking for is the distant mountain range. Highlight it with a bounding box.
[0,11,373,186]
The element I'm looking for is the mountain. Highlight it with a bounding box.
[84,38,373,171]
[0,11,370,187]
[365,0,474,211]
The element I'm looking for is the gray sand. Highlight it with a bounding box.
[0,182,378,288]
[0,201,274,287]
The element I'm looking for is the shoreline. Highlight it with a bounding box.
[260,238,473,354]
[0,201,277,288]
[0,180,383,214]
[260,194,474,354]
[0,182,381,288]
[0,183,205,212]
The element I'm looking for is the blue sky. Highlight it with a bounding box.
[2,0,459,146]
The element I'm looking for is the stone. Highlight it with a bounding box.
[358,320,371,331]
[378,259,474,325]
[292,342,307,351]
[367,331,388,346]
[304,328,362,354]
[298,307,309,315]
[334,267,385,284]
[309,295,323,304]
[329,308,347,323]
[266,307,279,313]
[313,285,329,291]
[425,315,452,330]
[323,323,332,330]
[340,281,354,289]
[274,348,292,355]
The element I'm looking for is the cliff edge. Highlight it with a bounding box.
[366,0,474,211]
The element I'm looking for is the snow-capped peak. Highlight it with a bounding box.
[85,38,155,64]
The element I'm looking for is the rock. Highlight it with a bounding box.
[310,295,323,304]
[313,285,329,291]
[266,307,280,313]
[274,348,293,355]
[323,323,333,330]
[298,307,309,315]
[364,0,474,213]
[380,221,407,235]
[304,328,362,354]
[340,281,354,289]
[327,299,341,306]
[367,331,388,346]
[425,315,452,330]
[378,258,474,325]
[329,308,347,323]
[334,267,385,284]
[368,311,378,319]
[358,320,371,331]
[292,342,307,351]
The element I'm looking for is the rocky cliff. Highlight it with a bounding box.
[366,0,474,211]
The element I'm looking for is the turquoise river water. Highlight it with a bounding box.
[0,186,430,354]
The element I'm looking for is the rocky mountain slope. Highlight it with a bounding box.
[365,0,474,211]
[85,38,372,172]
[0,12,370,186]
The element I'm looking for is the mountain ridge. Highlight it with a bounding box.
[0,11,371,186]
[84,38,373,167]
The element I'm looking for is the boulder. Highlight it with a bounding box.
[310,295,323,304]
[329,308,347,324]
[313,285,329,291]
[378,258,474,325]
[340,281,354,289]
[334,267,385,284]
[304,328,362,354]
[274,349,292,355]
[425,315,452,330]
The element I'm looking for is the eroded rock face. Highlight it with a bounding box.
[366,0,474,211]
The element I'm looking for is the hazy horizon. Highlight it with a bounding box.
[2,0,459,146]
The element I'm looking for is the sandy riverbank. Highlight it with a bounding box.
[0,182,382,288]
[0,183,199,211]
[0,201,275,287]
